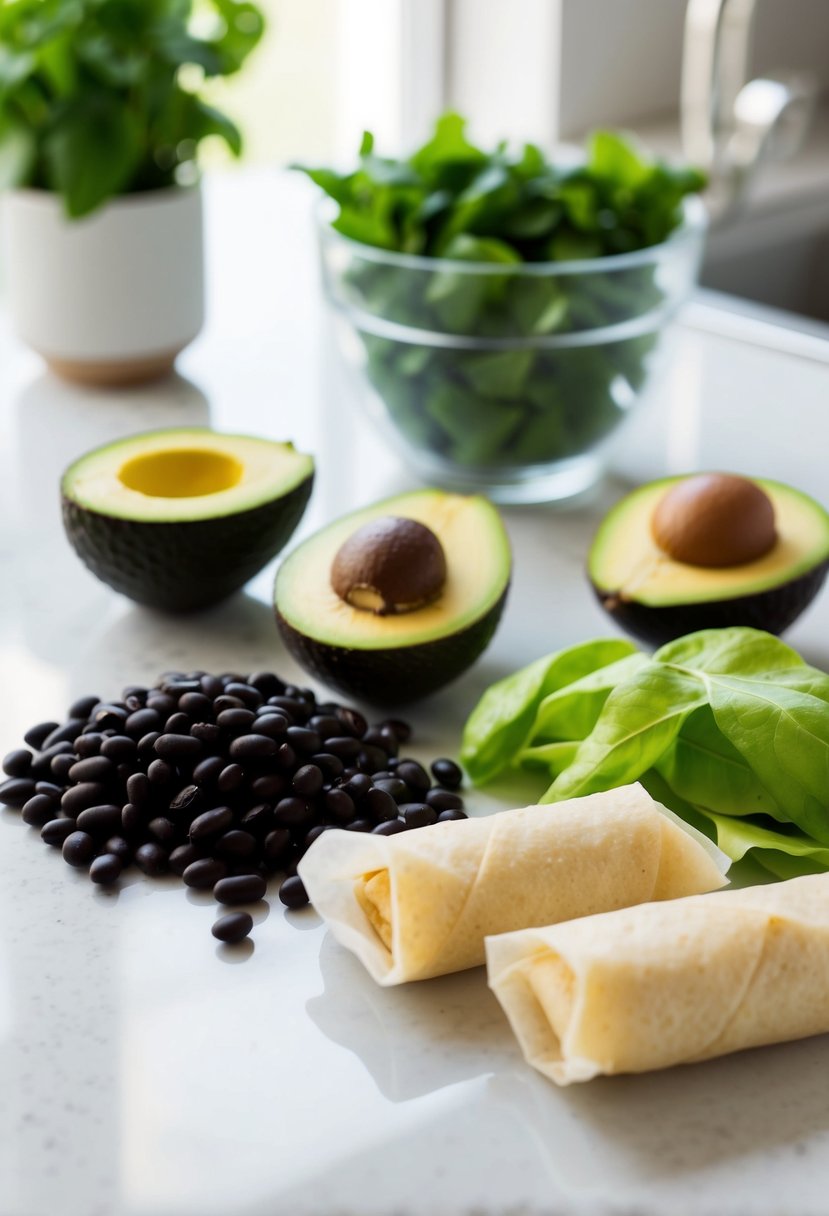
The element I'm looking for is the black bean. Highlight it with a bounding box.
[306,715,339,741]
[292,764,323,797]
[371,771,395,782]
[90,854,122,885]
[326,735,361,760]
[22,794,58,827]
[24,721,60,749]
[336,707,367,737]
[41,818,77,847]
[122,685,148,704]
[147,759,174,786]
[342,773,372,801]
[345,818,373,832]
[68,756,115,784]
[362,726,392,752]
[183,857,228,889]
[438,808,468,822]
[274,797,313,829]
[148,817,176,844]
[212,694,245,714]
[137,731,161,760]
[61,783,106,817]
[0,777,37,808]
[163,712,191,736]
[162,678,201,696]
[212,911,253,943]
[275,743,297,772]
[121,803,143,833]
[168,784,202,816]
[431,758,463,788]
[223,682,262,709]
[146,693,176,717]
[214,830,257,861]
[249,672,284,697]
[178,692,212,718]
[311,752,344,780]
[324,789,355,823]
[126,772,151,807]
[268,696,306,722]
[249,773,287,802]
[35,781,63,799]
[76,804,122,836]
[68,694,101,720]
[303,824,334,850]
[134,842,168,876]
[214,765,242,795]
[365,787,399,822]
[400,803,438,828]
[189,806,233,842]
[396,760,431,794]
[214,874,266,905]
[191,722,221,746]
[278,875,309,908]
[168,843,201,875]
[285,727,321,756]
[263,828,292,866]
[73,733,103,758]
[426,789,464,812]
[42,720,86,750]
[229,734,278,761]
[252,714,288,740]
[91,706,127,732]
[49,754,76,782]
[372,819,408,836]
[104,836,133,862]
[372,777,411,804]
[381,718,412,744]
[357,745,388,773]
[217,707,256,732]
[3,749,32,778]
[199,674,224,699]
[193,756,224,787]
[155,733,203,763]
[100,735,137,762]
[240,803,274,836]
[125,705,162,729]
[62,830,96,867]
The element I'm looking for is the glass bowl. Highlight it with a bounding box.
[318,198,707,503]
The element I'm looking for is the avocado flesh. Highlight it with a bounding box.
[274,490,511,703]
[62,428,314,612]
[590,477,829,646]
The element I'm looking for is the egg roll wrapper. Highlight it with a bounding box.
[487,872,829,1085]
[298,783,728,985]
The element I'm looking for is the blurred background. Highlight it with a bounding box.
[210,0,829,324]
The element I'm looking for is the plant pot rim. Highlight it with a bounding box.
[317,193,708,278]
[7,182,202,213]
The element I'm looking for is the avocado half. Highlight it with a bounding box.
[589,475,829,646]
[274,489,511,704]
[62,428,314,612]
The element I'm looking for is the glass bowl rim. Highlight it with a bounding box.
[316,194,707,277]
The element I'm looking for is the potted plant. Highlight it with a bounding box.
[0,0,264,385]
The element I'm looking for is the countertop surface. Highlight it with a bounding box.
[3,175,829,1216]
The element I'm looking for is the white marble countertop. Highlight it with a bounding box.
[3,174,829,1216]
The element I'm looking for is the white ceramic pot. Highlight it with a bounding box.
[2,185,204,385]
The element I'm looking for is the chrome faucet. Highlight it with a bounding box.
[681,0,816,213]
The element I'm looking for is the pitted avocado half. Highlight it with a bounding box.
[274,489,511,703]
[62,428,314,612]
[589,473,829,645]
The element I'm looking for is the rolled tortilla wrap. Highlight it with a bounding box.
[297,783,728,985]
[486,872,829,1085]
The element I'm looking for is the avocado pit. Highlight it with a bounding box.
[651,473,777,568]
[331,515,447,615]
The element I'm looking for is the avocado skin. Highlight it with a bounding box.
[63,474,313,613]
[593,560,829,648]
[275,587,509,705]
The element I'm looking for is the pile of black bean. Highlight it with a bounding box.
[0,671,466,945]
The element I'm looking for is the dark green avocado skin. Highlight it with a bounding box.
[593,560,829,648]
[63,474,313,612]
[275,587,509,704]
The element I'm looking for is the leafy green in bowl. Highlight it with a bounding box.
[300,115,707,502]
